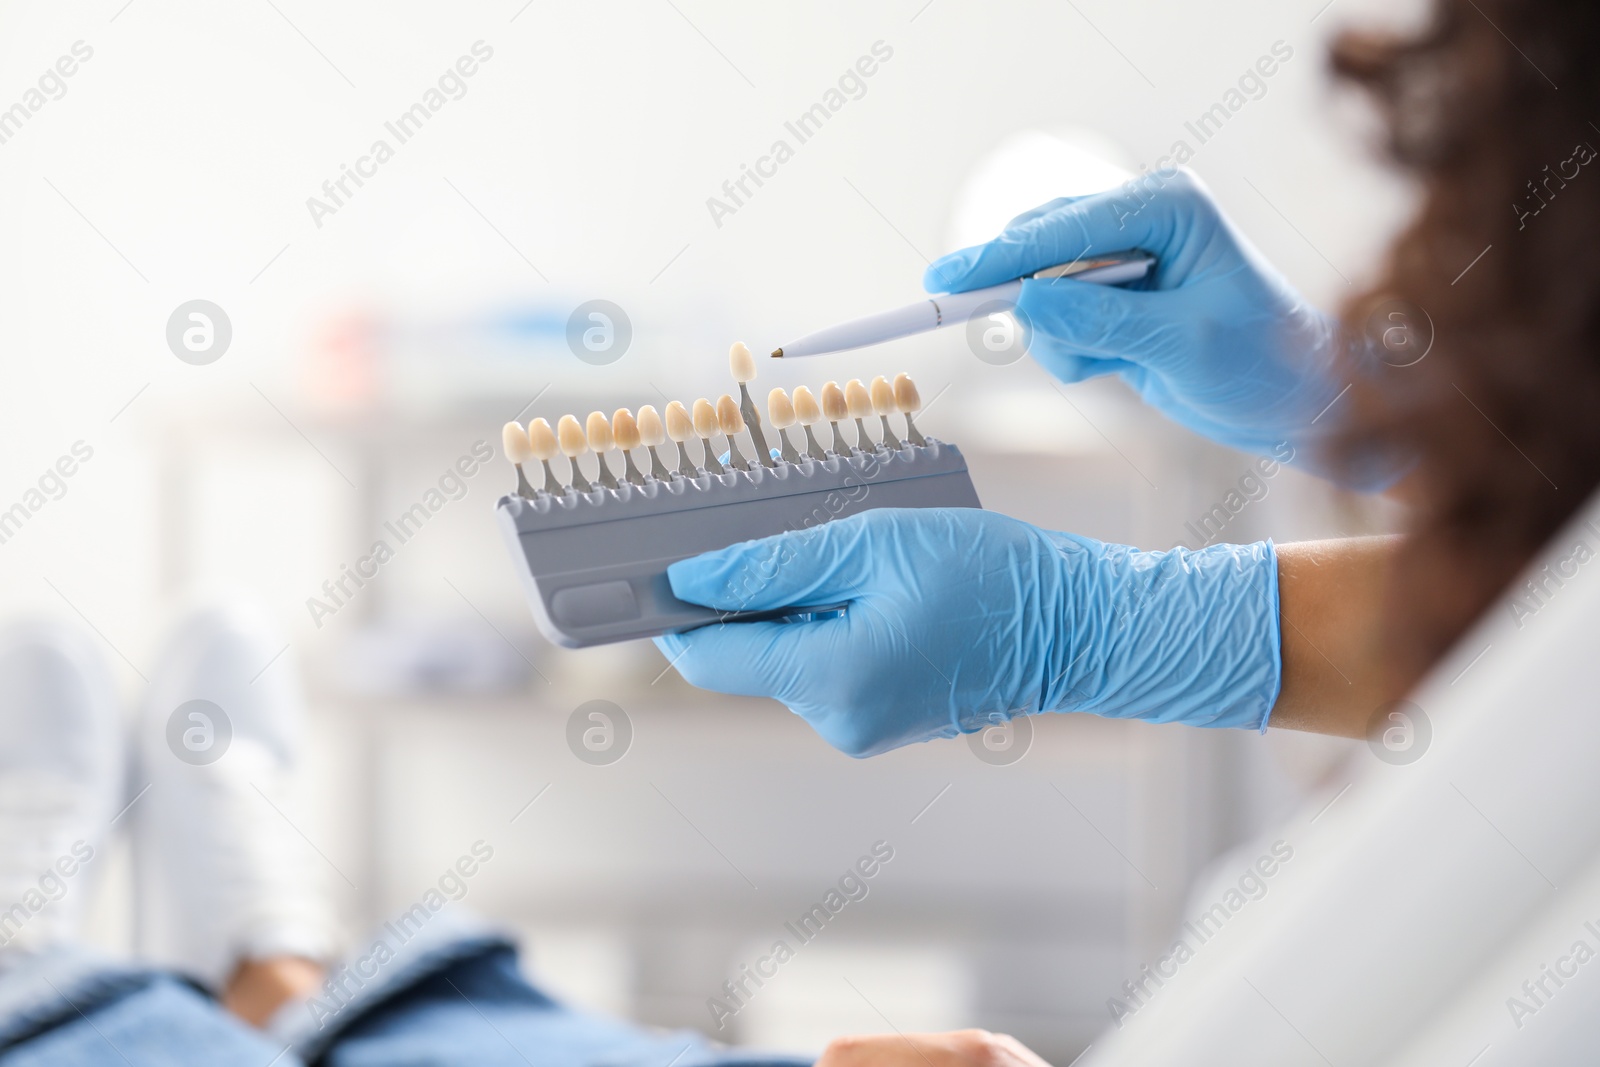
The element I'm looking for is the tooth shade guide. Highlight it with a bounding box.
[495,399,981,650]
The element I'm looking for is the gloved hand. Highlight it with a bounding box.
[655,508,1282,758]
[926,169,1358,480]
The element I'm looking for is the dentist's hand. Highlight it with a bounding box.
[927,169,1358,480]
[654,508,1282,758]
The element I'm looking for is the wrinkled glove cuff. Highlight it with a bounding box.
[1041,536,1282,731]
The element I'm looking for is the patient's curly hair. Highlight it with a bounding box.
[1331,0,1600,690]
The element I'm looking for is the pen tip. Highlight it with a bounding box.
[770,348,783,359]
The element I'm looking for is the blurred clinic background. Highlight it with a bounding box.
[1,0,1419,1061]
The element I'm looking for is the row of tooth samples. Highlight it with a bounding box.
[501,346,928,498]
[502,376,927,498]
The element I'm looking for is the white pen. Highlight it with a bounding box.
[770,251,1156,359]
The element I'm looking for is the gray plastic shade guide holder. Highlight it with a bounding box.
[496,441,981,648]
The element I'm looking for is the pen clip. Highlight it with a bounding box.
[1031,250,1154,280]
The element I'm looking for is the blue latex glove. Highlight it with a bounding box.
[926,169,1361,481]
[655,508,1282,758]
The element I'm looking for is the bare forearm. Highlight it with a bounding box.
[1268,536,1399,738]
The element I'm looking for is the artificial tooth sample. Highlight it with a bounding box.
[716,394,752,472]
[820,381,850,455]
[894,372,927,447]
[792,385,829,461]
[502,421,537,498]
[666,400,699,477]
[844,378,875,452]
[869,375,904,451]
[557,414,594,493]
[635,404,673,481]
[730,341,777,468]
[729,340,756,380]
[767,388,803,464]
[612,408,648,487]
[528,417,563,494]
[692,398,726,475]
[585,411,621,490]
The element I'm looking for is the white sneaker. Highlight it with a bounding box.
[0,619,123,955]
[134,604,337,989]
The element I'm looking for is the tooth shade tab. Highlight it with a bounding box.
[636,405,666,447]
[665,401,694,442]
[793,386,830,460]
[612,408,641,451]
[729,341,756,383]
[557,415,588,457]
[692,399,719,438]
[844,379,873,419]
[503,422,534,464]
[869,376,897,415]
[821,381,849,421]
[585,411,614,451]
[527,418,559,461]
[893,373,922,413]
[767,388,796,428]
[716,394,745,434]
[870,376,904,449]
[792,386,822,425]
